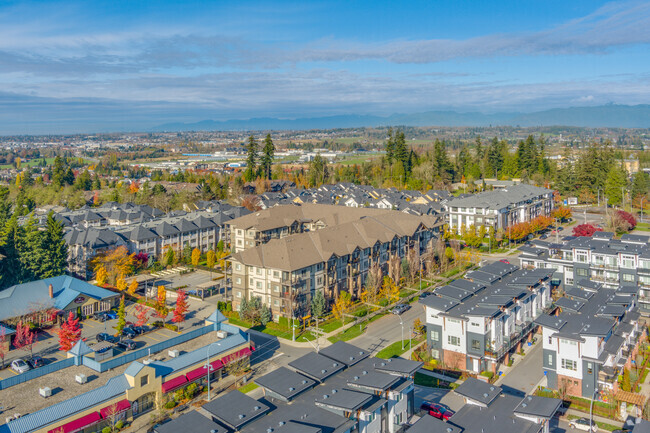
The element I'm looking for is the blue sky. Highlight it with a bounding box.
[0,0,649,133]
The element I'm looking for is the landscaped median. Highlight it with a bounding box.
[375,336,424,359]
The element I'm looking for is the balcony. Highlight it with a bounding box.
[591,263,619,271]
[591,274,619,284]
[484,321,535,361]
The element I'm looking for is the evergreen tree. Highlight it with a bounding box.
[393,130,408,170]
[20,215,42,281]
[433,139,453,182]
[260,304,271,325]
[40,212,68,278]
[310,290,326,319]
[605,165,627,206]
[0,215,23,288]
[309,154,328,186]
[244,135,258,182]
[259,134,275,180]
[631,171,649,202]
[456,146,471,178]
[0,186,11,227]
[115,296,126,336]
[385,127,395,165]
[51,156,66,188]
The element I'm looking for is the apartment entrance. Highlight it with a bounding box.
[472,358,480,373]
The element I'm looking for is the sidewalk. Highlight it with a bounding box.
[559,408,624,429]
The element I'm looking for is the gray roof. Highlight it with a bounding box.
[513,395,562,419]
[68,339,93,357]
[319,341,369,366]
[454,378,502,406]
[446,184,552,211]
[288,352,345,382]
[371,357,423,377]
[633,419,650,433]
[406,415,463,433]
[254,367,315,401]
[202,390,270,430]
[314,387,372,411]
[154,410,225,433]
[451,393,544,433]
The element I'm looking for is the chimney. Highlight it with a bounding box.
[48,284,54,298]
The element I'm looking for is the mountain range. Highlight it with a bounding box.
[153,104,650,131]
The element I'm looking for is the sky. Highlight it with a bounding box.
[0,0,649,134]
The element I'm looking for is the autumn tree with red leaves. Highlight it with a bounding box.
[58,311,82,351]
[172,290,189,331]
[14,321,35,356]
[572,223,603,237]
[0,327,7,368]
[134,304,151,327]
[616,210,637,231]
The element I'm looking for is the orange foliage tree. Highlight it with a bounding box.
[91,246,135,285]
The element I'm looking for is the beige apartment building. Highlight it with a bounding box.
[228,207,442,319]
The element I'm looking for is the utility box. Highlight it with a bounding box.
[76,374,87,384]
[168,350,179,358]
[39,387,51,398]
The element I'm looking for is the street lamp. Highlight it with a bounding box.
[204,342,222,402]
[399,315,404,350]
[589,390,600,433]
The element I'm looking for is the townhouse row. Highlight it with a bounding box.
[518,232,650,313]
[419,261,555,375]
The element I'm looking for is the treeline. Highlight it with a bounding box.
[0,187,68,289]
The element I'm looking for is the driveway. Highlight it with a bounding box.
[495,340,544,394]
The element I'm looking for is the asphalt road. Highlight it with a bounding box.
[351,304,425,355]
[496,341,544,394]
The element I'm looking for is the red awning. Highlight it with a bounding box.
[99,399,131,418]
[220,347,252,365]
[186,359,224,382]
[161,375,188,393]
[48,412,101,433]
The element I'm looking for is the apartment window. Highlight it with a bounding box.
[576,268,589,277]
[565,277,574,286]
[249,278,253,285]
[273,284,279,292]
[256,281,262,289]
[575,252,588,263]
[237,239,243,246]
[237,229,243,235]
[548,354,553,365]
[273,271,279,278]
[548,336,552,344]
[274,300,279,306]
[235,264,242,271]
[621,256,635,269]
[237,291,242,298]
[587,362,593,375]
[431,330,440,342]
[560,338,578,346]
[471,339,481,350]
[140,375,149,386]
[431,349,440,359]
[640,260,650,270]
[256,268,262,275]
[447,318,460,324]
[448,336,460,347]
[236,277,241,285]
[561,358,577,371]
[394,413,403,425]
[623,273,634,282]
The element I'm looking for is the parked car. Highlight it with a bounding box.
[134,325,151,335]
[95,311,118,322]
[96,333,120,344]
[569,417,597,431]
[122,327,138,338]
[420,402,453,421]
[499,259,510,264]
[392,304,410,315]
[27,356,44,369]
[11,359,31,374]
[540,234,548,239]
[419,291,431,299]
[117,339,136,351]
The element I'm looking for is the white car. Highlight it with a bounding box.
[569,417,598,431]
[11,359,31,374]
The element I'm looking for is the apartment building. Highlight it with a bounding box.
[444,184,554,234]
[155,342,422,433]
[535,279,641,398]
[518,232,650,314]
[419,261,554,374]
[229,210,442,318]
[226,203,402,253]
[65,207,248,278]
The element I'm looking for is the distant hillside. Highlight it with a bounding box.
[153,104,650,131]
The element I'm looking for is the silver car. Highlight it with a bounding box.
[569,418,598,432]
[11,359,31,374]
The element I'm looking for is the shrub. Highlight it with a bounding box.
[226,302,232,312]
[102,428,111,433]
[164,323,179,332]
[480,371,494,379]
[115,420,124,430]
[174,388,184,402]
[164,400,177,409]
[185,383,198,400]
[572,223,603,237]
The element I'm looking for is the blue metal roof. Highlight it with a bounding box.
[124,361,145,377]
[0,276,117,321]
[0,375,130,433]
[206,310,227,324]
[68,340,93,357]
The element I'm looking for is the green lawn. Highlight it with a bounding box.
[0,157,56,170]
[238,382,259,394]
[376,338,420,359]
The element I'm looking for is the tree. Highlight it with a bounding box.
[115,296,126,336]
[163,247,175,267]
[310,290,325,329]
[191,248,201,267]
[128,279,138,295]
[14,321,35,356]
[621,368,631,392]
[240,296,263,325]
[380,276,400,305]
[216,240,225,252]
[0,215,24,288]
[95,265,108,286]
[572,223,603,237]
[308,154,329,186]
[116,274,127,291]
[172,290,189,330]
[260,304,272,326]
[182,244,192,264]
[605,165,627,207]
[259,134,275,180]
[40,212,68,278]
[206,250,216,268]
[413,318,424,336]
[58,311,81,351]
[607,211,634,234]
[332,291,352,327]
[631,171,649,203]
[0,327,6,369]
[552,206,572,221]
[134,304,151,327]
[616,210,637,231]
[91,246,134,285]
[244,135,258,182]
[385,127,395,165]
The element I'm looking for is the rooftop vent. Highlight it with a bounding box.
[238,414,245,419]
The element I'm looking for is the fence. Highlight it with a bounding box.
[0,357,75,390]
[83,325,214,373]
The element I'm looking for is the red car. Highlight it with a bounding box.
[420,401,454,420]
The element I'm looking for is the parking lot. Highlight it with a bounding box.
[0,296,214,379]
